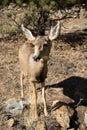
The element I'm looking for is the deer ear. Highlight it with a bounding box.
[49,21,61,41]
[21,24,35,41]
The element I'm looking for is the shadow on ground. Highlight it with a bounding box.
[60,29,87,47]
[47,76,87,106]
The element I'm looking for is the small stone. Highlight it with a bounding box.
[8,3,16,9]
[22,3,27,7]
[5,118,14,127]
[80,7,86,18]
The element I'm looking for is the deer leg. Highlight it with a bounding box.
[41,82,48,116]
[20,72,24,98]
[30,81,38,120]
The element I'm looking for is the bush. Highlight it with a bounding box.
[56,0,87,8]
[0,0,86,7]
[1,0,9,6]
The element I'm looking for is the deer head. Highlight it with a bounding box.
[21,21,61,61]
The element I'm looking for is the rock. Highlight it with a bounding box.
[4,99,28,116]
[22,3,27,7]
[72,5,80,18]
[5,118,14,127]
[52,103,74,129]
[35,121,46,130]
[8,3,16,10]
[80,6,87,19]
[76,106,87,130]
[50,4,87,20]
[72,5,80,12]
[58,10,66,19]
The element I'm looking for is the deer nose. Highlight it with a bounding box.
[33,55,40,61]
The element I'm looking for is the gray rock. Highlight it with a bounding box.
[5,100,28,116]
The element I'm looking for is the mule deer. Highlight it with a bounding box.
[19,21,61,120]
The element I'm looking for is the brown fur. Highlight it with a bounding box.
[19,37,51,119]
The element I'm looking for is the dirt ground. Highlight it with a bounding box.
[0,18,87,129]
